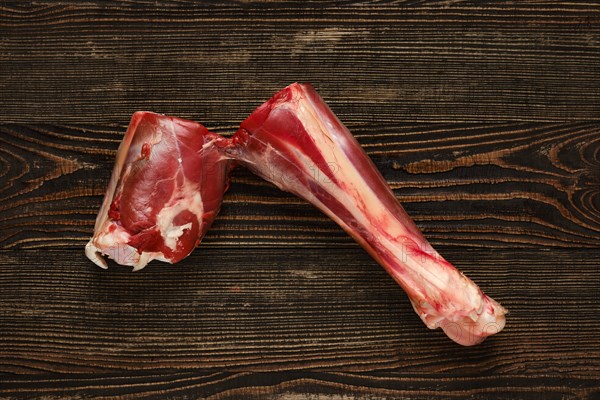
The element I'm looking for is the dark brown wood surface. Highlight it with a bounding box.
[1,1,599,399]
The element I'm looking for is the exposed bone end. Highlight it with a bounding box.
[131,262,146,272]
[85,228,152,271]
[85,240,108,269]
[441,295,507,346]
[415,294,507,346]
[130,252,164,272]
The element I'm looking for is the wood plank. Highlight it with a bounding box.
[2,1,600,398]
[1,370,598,399]
[1,1,599,123]
[0,248,598,375]
[1,122,598,249]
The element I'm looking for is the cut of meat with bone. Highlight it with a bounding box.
[86,112,231,270]
[226,83,507,345]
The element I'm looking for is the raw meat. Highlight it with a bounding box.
[225,83,506,345]
[86,111,231,270]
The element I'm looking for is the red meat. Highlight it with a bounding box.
[225,83,506,345]
[86,112,231,270]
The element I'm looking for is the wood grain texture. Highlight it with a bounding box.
[1,371,599,399]
[0,1,599,124]
[0,248,599,396]
[0,121,598,249]
[1,0,600,398]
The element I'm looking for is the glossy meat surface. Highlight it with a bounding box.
[227,83,507,345]
[86,112,231,270]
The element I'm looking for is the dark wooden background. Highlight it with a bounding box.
[1,1,599,398]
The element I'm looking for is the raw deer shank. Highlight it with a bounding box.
[225,83,506,345]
